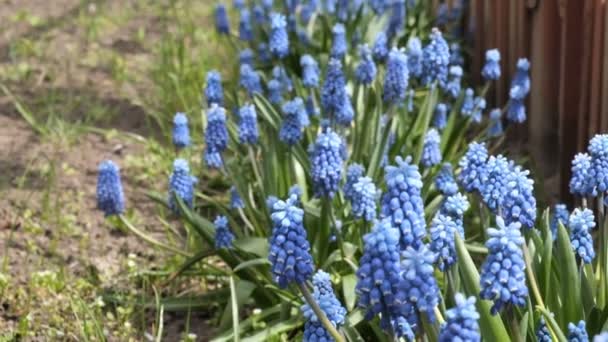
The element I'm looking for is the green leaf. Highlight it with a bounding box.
[233,258,271,272]
[342,274,357,311]
[240,317,302,342]
[234,238,269,258]
[454,234,510,340]
[165,249,216,283]
[555,222,582,327]
[220,279,257,331]
[230,276,241,342]
[519,311,529,341]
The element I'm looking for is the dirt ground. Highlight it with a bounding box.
[0,0,213,340]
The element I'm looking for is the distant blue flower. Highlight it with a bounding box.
[480,217,528,314]
[239,65,262,96]
[536,318,552,342]
[336,0,349,21]
[433,103,448,130]
[253,5,265,24]
[401,244,440,322]
[570,153,594,196]
[280,97,306,145]
[310,127,345,198]
[344,163,365,201]
[321,58,347,116]
[458,142,488,192]
[239,48,254,66]
[356,218,415,339]
[355,44,377,85]
[301,55,320,88]
[589,134,608,193]
[482,49,501,81]
[422,28,450,87]
[302,270,347,341]
[430,213,459,271]
[506,98,526,123]
[510,58,531,100]
[569,208,596,264]
[204,104,228,169]
[439,293,480,342]
[450,43,464,66]
[239,9,253,41]
[350,177,378,221]
[335,92,354,126]
[269,13,289,58]
[272,66,293,92]
[370,0,387,15]
[594,332,608,342]
[300,0,318,24]
[258,43,271,63]
[267,79,283,104]
[238,104,258,145]
[550,203,569,238]
[233,0,245,9]
[422,128,442,168]
[97,160,125,216]
[461,88,475,118]
[568,321,589,342]
[383,48,409,104]
[381,156,427,250]
[387,0,406,38]
[324,0,336,14]
[331,23,347,58]
[214,216,235,249]
[268,194,314,288]
[407,37,423,78]
[501,166,536,229]
[471,96,486,123]
[488,108,503,137]
[441,192,469,236]
[215,5,230,34]
[305,95,319,117]
[262,0,273,10]
[446,66,463,99]
[372,31,389,61]
[205,71,223,106]
[435,163,458,196]
[168,159,197,212]
[230,186,244,210]
[480,155,511,212]
[172,112,190,149]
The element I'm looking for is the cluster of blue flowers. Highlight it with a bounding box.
[269,13,289,58]
[355,44,377,85]
[482,49,501,81]
[433,102,448,129]
[550,203,569,238]
[421,128,441,168]
[214,215,235,249]
[589,134,608,194]
[301,55,320,88]
[349,176,378,222]
[204,104,229,169]
[168,159,197,212]
[421,28,450,87]
[172,112,190,149]
[230,186,244,210]
[309,126,345,198]
[439,293,480,341]
[568,321,589,341]
[238,104,259,145]
[383,48,409,104]
[507,58,531,123]
[568,208,596,264]
[429,213,459,271]
[279,97,306,145]
[401,244,440,323]
[458,142,488,192]
[96,160,125,217]
[301,271,347,341]
[205,71,223,105]
[435,163,458,196]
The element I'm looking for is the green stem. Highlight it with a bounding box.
[522,243,546,309]
[248,146,265,196]
[118,215,191,257]
[298,283,345,342]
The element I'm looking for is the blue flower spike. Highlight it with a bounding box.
[97,160,125,217]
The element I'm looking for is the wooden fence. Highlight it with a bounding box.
[446,0,608,202]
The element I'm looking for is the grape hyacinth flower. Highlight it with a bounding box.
[214,215,235,249]
[482,49,501,81]
[381,156,427,250]
[450,43,464,66]
[439,294,480,342]
[272,66,293,92]
[550,203,569,238]
[331,23,347,58]
[387,0,406,38]
[407,37,423,78]
[335,92,354,126]
[172,112,190,149]
[205,71,223,106]
[458,142,489,193]
[268,194,314,288]
[215,4,230,34]
[433,103,448,130]
[506,59,531,123]
[309,126,345,198]
[480,155,511,212]
[344,163,364,201]
[321,58,347,116]
[301,55,320,88]
[461,88,475,118]
[239,48,254,66]
[488,108,503,137]
[471,96,486,123]
[204,104,229,169]
[238,104,259,145]
[429,213,459,271]
[267,79,283,104]
[269,13,289,58]
[569,208,596,264]
[445,65,463,99]
[355,44,377,85]
[302,270,347,341]
[422,28,450,87]
[168,159,197,212]
[435,163,458,196]
[383,48,409,104]
[422,128,442,168]
[258,43,271,63]
[372,31,389,62]
[230,186,244,210]
[305,95,319,117]
[594,332,608,342]
[507,98,526,123]
[238,8,253,41]
[536,318,552,342]
[401,244,440,322]
[589,134,608,193]
[239,64,262,96]
[350,176,378,221]
[253,5,265,24]
[233,0,245,9]
[370,0,387,15]
[96,160,125,216]
[570,152,594,196]
[279,97,306,145]
[479,217,528,314]
[568,321,589,342]
[356,218,415,339]
[300,0,318,24]
[441,192,469,236]
[500,166,536,229]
